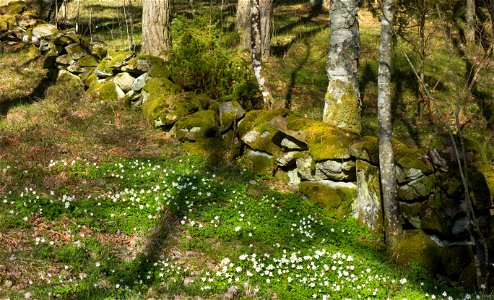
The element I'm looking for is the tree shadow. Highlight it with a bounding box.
[285,38,311,109]
[0,55,58,116]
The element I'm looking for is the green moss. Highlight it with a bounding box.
[285,115,357,161]
[396,229,443,272]
[108,50,134,68]
[0,15,16,32]
[78,55,98,67]
[88,81,118,101]
[397,174,436,202]
[172,110,219,141]
[238,109,290,137]
[27,44,40,60]
[95,57,113,75]
[349,136,379,163]
[241,149,274,175]
[148,65,172,79]
[7,1,26,14]
[394,141,433,174]
[142,92,211,128]
[142,77,180,96]
[323,79,362,134]
[299,181,357,217]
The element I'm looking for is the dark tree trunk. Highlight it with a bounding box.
[377,0,401,257]
[142,0,172,56]
[26,0,64,24]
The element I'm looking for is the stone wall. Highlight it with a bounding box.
[2,0,494,287]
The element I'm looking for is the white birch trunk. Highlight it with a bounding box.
[323,0,361,134]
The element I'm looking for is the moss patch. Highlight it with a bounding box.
[172,110,219,141]
[349,136,379,164]
[299,181,357,217]
[323,79,361,134]
[396,229,443,272]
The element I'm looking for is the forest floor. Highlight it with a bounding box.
[1,1,494,299]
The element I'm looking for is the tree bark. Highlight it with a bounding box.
[259,0,273,59]
[465,0,476,43]
[251,0,273,108]
[26,0,64,24]
[489,0,494,44]
[142,0,172,56]
[236,0,251,50]
[323,0,361,134]
[378,0,401,257]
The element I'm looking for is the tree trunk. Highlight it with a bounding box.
[465,0,476,43]
[26,0,64,24]
[142,0,172,56]
[378,0,401,257]
[489,0,494,44]
[236,0,251,50]
[251,0,273,108]
[259,0,273,59]
[323,0,361,134]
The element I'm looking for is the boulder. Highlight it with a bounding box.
[142,92,210,128]
[56,69,84,90]
[295,153,314,180]
[219,101,245,132]
[274,151,298,168]
[349,136,379,164]
[88,81,119,101]
[55,54,73,66]
[6,1,26,14]
[94,57,113,78]
[395,229,445,272]
[124,55,165,74]
[114,72,135,92]
[356,160,382,231]
[65,43,87,60]
[54,32,80,46]
[132,73,148,92]
[268,115,307,148]
[242,149,274,175]
[31,23,58,42]
[89,42,107,59]
[107,50,135,69]
[314,159,355,181]
[285,115,355,161]
[170,110,219,142]
[397,174,436,202]
[16,12,38,29]
[78,55,98,67]
[299,180,357,217]
[0,15,16,32]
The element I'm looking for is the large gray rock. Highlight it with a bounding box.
[356,160,382,231]
[31,23,58,42]
[65,43,87,60]
[314,159,355,181]
[398,174,436,202]
[55,54,73,66]
[114,72,135,92]
[132,73,148,92]
[219,101,245,132]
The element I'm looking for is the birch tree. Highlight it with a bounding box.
[250,0,273,108]
[377,0,401,256]
[142,0,172,56]
[238,0,272,59]
[323,0,361,134]
[465,0,476,43]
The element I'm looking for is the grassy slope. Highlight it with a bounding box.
[1,1,493,299]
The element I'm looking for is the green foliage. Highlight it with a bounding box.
[169,15,261,107]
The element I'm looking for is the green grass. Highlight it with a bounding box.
[1,155,486,299]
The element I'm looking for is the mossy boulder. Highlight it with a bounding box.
[170,110,219,142]
[239,109,289,155]
[356,160,382,232]
[65,43,87,60]
[0,14,16,32]
[349,136,379,163]
[107,50,135,69]
[89,42,107,60]
[395,229,444,272]
[219,100,245,132]
[142,92,211,128]
[469,165,494,211]
[394,142,433,182]
[397,174,436,202]
[88,81,118,101]
[54,31,80,46]
[125,54,165,74]
[78,55,98,67]
[242,149,274,175]
[16,11,38,29]
[286,115,356,161]
[114,72,135,92]
[299,180,357,217]
[143,77,180,98]
[94,57,113,78]
[6,1,26,14]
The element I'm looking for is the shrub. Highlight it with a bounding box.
[169,15,261,109]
